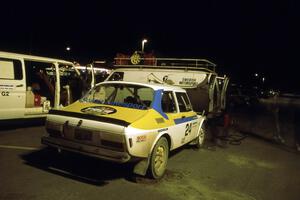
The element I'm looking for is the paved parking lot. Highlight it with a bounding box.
[0,124,300,200]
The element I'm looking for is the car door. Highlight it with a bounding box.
[207,74,217,113]
[216,76,230,111]
[0,57,26,120]
[163,91,197,149]
[174,92,198,144]
[160,91,184,149]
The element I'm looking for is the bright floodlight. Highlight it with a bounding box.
[142,39,148,52]
[66,47,71,51]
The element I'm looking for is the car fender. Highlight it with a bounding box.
[133,131,171,176]
[124,126,171,158]
[149,131,172,156]
[195,115,206,138]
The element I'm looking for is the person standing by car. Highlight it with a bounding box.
[206,113,229,149]
[294,108,300,152]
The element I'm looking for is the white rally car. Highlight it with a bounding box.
[42,81,206,179]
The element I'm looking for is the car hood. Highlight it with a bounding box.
[50,101,149,125]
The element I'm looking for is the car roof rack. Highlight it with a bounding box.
[114,57,216,73]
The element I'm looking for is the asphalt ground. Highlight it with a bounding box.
[0,122,299,200]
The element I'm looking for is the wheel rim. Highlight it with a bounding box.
[154,145,166,176]
[198,128,205,145]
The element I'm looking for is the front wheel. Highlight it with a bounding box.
[149,137,169,179]
[195,127,206,148]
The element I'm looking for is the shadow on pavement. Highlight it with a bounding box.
[19,145,203,186]
[20,148,135,186]
[0,118,45,131]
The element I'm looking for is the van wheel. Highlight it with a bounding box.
[195,127,205,148]
[149,137,169,179]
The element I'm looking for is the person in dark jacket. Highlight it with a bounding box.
[294,109,300,152]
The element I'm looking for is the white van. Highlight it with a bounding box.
[106,53,229,118]
[0,51,84,121]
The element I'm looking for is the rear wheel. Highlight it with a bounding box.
[195,127,205,148]
[149,137,169,179]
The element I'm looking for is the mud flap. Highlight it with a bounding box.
[133,157,150,176]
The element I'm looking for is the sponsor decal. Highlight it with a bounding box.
[162,75,175,85]
[81,106,117,116]
[49,110,130,127]
[0,84,13,88]
[1,91,9,96]
[179,78,197,86]
[0,84,13,91]
[130,52,141,65]
[136,135,147,143]
[80,98,147,110]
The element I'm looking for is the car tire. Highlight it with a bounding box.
[149,137,169,179]
[195,127,206,149]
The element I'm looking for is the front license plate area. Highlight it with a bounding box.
[74,129,92,141]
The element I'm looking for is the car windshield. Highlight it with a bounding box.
[80,83,154,110]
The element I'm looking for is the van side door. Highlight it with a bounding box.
[0,58,25,120]
[216,76,229,111]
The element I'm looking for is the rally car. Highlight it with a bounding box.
[42,81,206,179]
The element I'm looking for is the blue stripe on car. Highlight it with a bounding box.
[152,89,169,120]
[174,115,197,124]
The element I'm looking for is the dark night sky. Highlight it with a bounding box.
[0,0,297,92]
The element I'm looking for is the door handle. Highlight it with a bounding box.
[16,84,23,87]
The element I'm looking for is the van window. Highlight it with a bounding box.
[0,58,22,80]
[176,92,192,112]
[108,72,124,81]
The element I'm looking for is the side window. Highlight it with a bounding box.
[24,60,55,95]
[161,91,176,113]
[176,92,192,112]
[0,58,22,80]
[137,87,153,107]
